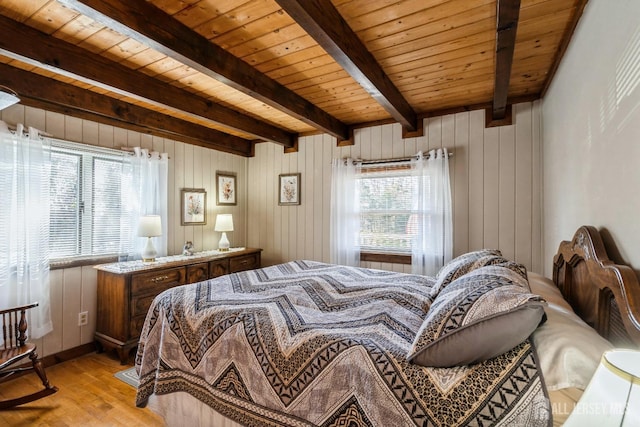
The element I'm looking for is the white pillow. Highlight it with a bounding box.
[528,272,613,390]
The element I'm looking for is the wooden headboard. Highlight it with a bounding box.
[553,226,640,348]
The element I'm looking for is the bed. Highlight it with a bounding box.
[134,226,640,426]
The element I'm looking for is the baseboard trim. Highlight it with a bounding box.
[7,342,98,383]
[43,342,98,367]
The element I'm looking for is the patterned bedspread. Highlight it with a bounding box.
[135,261,550,426]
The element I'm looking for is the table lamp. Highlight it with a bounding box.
[138,215,162,262]
[214,214,233,251]
[563,349,639,426]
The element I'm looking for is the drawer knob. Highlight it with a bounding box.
[150,275,169,283]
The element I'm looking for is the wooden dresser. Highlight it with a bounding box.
[94,248,261,363]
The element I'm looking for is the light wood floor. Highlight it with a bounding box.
[0,352,164,426]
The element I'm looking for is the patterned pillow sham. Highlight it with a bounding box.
[436,249,502,286]
[408,265,546,368]
[432,249,512,296]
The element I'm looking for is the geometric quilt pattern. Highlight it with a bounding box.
[135,261,551,426]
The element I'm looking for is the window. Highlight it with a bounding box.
[358,165,415,254]
[49,141,127,260]
[49,149,80,257]
[331,150,451,273]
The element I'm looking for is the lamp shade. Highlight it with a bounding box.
[137,215,162,237]
[214,214,234,232]
[0,86,20,111]
[564,349,640,426]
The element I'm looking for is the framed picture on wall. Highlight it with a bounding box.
[278,173,301,206]
[216,172,237,206]
[181,188,207,225]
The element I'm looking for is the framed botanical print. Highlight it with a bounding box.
[278,173,301,206]
[181,188,206,225]
[216,172,237,205]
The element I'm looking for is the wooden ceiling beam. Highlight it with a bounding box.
[58,0,350,142]
[0,15,294,148]
[491,0,521,122]
[275,0,418,133]
[0,62,254,157]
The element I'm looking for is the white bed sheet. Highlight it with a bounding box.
[147,393,242,427]
[528,272,613,390]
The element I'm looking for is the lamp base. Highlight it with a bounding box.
[218,232,230,251]
[141,237,158,262]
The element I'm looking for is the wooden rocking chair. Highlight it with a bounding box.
[0,303,58,409]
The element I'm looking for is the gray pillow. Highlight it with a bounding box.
[408,265,546,368]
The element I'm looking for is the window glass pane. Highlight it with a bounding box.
[92,158,122,255]
[49,150,80,258]
[358,168,414,253]
[48,141,126,260]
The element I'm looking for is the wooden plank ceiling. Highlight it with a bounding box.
[0,0,585,156]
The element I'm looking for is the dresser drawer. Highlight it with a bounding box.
[187,262,209,284]
[131,267,185,296]
[209,259,230,278]
[230,253,260,272]
[131,290,170,318]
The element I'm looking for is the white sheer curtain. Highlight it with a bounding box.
[330,158,361,266]
[0,122,53,339]
[411,148,453,276]
[119,147,169,261]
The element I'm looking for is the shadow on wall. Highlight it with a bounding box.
[599,227,640,280]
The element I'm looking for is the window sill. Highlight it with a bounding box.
[360,252,411,265]
[50,255,119,271]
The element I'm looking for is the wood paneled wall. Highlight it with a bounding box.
[0,101,542,359]
[247,102,543,274]
[0,104,247,357]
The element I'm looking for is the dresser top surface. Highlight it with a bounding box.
[94,247,261,274]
